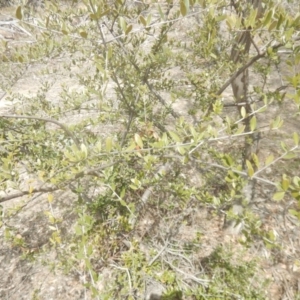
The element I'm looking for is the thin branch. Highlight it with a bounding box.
[0,187,58,204]
[89,0,107,49]
[204,41,285,116]
[217,42,284,96]
[109,264,132,291]
[223,84,289,107]
[0,161,118,203]
[200,161,277,186]
[0,114,81,149]
[163,258,210,286]
[148,241,169,266]
[254,145,299,177]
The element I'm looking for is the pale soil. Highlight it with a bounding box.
[0,2,300,300]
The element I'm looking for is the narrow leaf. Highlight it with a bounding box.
[146,14,152,25]
[139,15,147,26]
[119,17,127,32]
[240,106,246,118]
[106,137,112,152]
[251,153,260,168]
[281,175,290,191]
[81,143,88,158]
[29,185,34,194]
[246,160,254,177]
[226,14,237,30]
[157,4,165,20]
[268,20,277,31]
[125,24,133,35]
[263,9,273,28]
[180,0,187,16]
[250,116,257,131]
[16,6,22,20]
[293,132,299,146]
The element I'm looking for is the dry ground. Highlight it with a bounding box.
[0,1,300,299]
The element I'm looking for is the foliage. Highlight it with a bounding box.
[0,0,300,298]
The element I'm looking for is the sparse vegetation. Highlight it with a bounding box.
[0,0,300,299]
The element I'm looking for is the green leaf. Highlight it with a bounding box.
[273,191,285,201]
[129,184,138,190]
[263,9,273,28]
[190,126,197,139]
[283,152,296,159]
[213,99,223,114]
[169,131,181,142]
[157,5,165,20]
[98,8,110,19]
[265,154,274,166]
[184,0,190,14]
[134,133,143,148]
[106,137,112,152]
[161,132,169,146]
[271,116,283,129]
[90,13,97,20]
[95,141,102,152]
[180,0,188,16]
[139,16,147,26]
[280,141,287,151]
[146,14,152,26]
[87,245,93,256]
[245,7,257,28]
[80,31,88,38]
[80,143,88,158]
[250,116,257,131]
[281,175,290,191]
[119,17,127,32]
[276,13,284,30]
[177,145,186,155]
[235,124,245,135]
[251,153,259,168]
[257,106,267,113]
[226,14,237,30]
[61,22,68,35]
[293,132,299,146]
[293,176,300,187]
[268,20,277,31]
[119,199,127,207]
[223,154,233,167]
[246,160,254,177]
[240,106,246,118]
[48,193,54,203]
[125,24,133,35]
[120,188,126,198]
[288,209,300,220]
[90,8,110,20]
[16,6,22,20]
